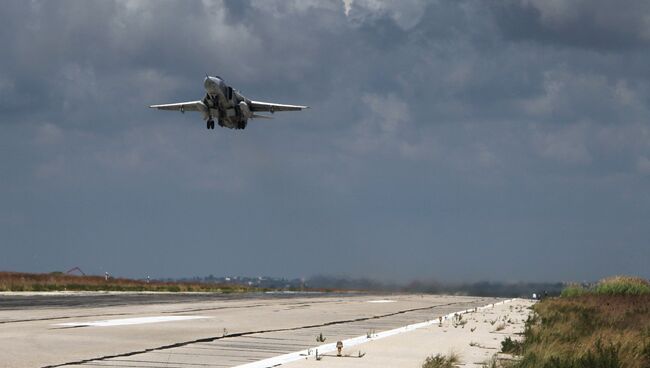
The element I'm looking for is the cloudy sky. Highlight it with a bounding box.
[1,0,649,282]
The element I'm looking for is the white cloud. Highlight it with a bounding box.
[343,0,353,16]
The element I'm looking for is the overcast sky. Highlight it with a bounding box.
[1,0,649,283]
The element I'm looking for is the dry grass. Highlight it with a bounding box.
[422,352,460,368]
[513,294,650,368]
[0,271,256,293]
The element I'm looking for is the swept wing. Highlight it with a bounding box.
[149,101,205,112]
[249,100,309,113]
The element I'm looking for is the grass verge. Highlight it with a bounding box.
[509,276,650,368]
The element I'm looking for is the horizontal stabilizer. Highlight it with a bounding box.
[252,114,274,119]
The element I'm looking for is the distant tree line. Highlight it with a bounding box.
[160,273,567,297]
[305,275,565,297]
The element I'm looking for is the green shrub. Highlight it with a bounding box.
[594,276,650,296]
[561,285,587,298]
[501,336,524,355]
[561,277,650,298]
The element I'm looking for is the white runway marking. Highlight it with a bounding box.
[231,299,517,368]
[54,315,211,327]
[367,300,396,303]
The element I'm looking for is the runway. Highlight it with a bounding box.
[0,292,503,368]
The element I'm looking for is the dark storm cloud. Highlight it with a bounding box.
[0,0,649,283]
[493,0,650,50]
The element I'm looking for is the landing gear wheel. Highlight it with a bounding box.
[207,120,215,129]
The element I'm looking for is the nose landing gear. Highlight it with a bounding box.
[205,119,245,130]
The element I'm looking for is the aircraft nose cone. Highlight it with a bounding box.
[204,77,214,89]
[204,76,223,91]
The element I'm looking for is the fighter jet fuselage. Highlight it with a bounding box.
[202,76,251,129]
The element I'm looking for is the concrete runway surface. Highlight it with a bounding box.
[0,292,504,368]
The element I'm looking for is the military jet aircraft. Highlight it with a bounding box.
[149,76,309,130]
